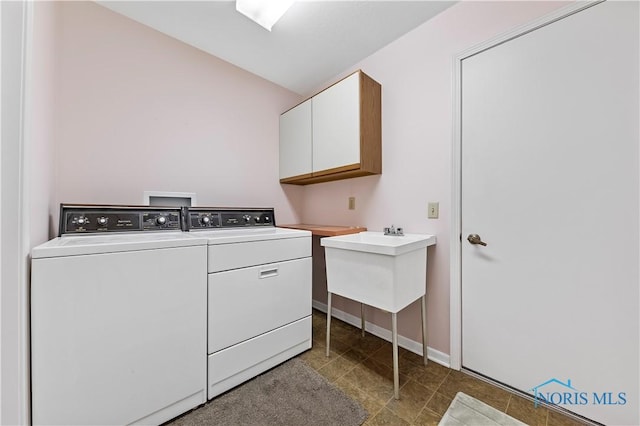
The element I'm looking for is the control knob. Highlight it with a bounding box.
[97,217,108,226]
[201,215,211,226]
[156,216,167,226]
[254,216,261,223]
[243,214,252,223]
[76,216,88,225]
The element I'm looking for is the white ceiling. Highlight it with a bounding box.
[97,1,455,95]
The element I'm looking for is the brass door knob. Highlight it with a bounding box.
[467,234,487,246]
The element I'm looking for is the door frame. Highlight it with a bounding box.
[449,0,603,370]
[1,0,35,423]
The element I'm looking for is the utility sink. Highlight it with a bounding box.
[321,231,436,312]
[322,231,437,400]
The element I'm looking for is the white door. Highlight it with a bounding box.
[461,2,638,425]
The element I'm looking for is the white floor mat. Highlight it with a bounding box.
[438,392,527,426]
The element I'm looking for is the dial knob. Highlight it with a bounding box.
[201,216,211,225]
[156,216,167,226]
[243,215,251,223]
[97,217,108,226]
[264,216,271,223]
[254,216,261,223]
[76,217,87,225]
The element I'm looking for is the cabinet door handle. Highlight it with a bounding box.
[259,267,279,279]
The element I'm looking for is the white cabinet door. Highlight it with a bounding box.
[312,72,360,173]
[208,257,312,353]
[279,99,312,180]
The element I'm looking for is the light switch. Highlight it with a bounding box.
[428,202,439,219]
[348,197,356,210]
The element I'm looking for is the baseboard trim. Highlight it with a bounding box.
[312,300,450,368]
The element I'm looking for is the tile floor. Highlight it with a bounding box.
[298,310,589,426]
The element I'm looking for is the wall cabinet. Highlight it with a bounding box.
[279,70,381,185]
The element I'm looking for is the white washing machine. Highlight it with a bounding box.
[184,207,312,399]
[31,205,208,426]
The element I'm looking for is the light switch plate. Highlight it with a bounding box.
[428,202,439,219]
[348,197,356,210]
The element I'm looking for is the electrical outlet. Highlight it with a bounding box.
[348,197,356,210]
[428,202,439,219]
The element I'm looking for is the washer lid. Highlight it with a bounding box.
[32,232,208,259]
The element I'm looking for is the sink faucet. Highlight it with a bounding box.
[384,225,404,236]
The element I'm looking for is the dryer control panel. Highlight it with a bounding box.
[59,205,182,235]
[186,208,275,230]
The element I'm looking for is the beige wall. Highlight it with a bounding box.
[300,1,569,358]
[31,1,58,242]
[53,1,304,233]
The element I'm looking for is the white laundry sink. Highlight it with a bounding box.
[321,231,436,312]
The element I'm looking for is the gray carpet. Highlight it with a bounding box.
[438,392,526,426]
[168,358,368,426]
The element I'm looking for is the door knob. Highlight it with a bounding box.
[467,234,487,246]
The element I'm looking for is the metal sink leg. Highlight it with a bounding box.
[392,312,400,399]
[326,292,332,357]
[421,294,428,366]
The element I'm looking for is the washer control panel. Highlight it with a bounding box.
[59,205,182,235]
[187,208,274,230]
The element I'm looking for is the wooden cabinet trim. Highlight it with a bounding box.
[311,163,360,178]
[279,172,313,184]
[359,72,382,174]
[280,168,379,185]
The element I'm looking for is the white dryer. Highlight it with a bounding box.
[184,207,312,399]
[31,205,208,426]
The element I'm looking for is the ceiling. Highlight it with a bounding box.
[97,1,455,95]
